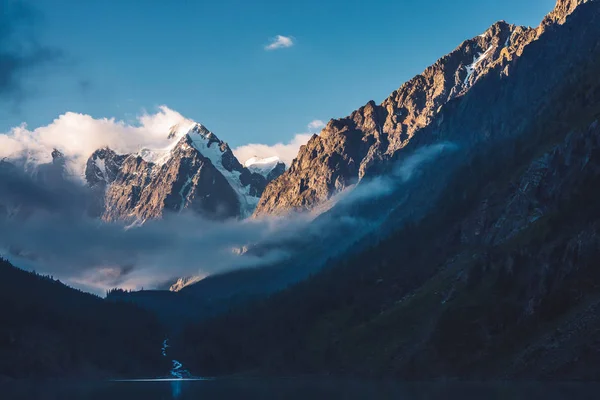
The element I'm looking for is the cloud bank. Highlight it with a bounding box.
[334,142,459,205]
[0,163,322,294]
[1,106,317,180]
[265,35,294,51]
[0,140,457,294]
[0,106,193,180]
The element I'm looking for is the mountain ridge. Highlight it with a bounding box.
[178,0,600,377]
[254,0,589,217]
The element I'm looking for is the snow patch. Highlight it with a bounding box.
[93,157,107,180]
[178,175,193,211]
[464,46,494,86]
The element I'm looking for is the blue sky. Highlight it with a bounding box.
[2,0,555,149]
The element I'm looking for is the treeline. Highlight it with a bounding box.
[0,258,168,379]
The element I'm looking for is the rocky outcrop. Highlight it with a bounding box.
[254,0,589,217]
[85,148,127,217]
[542,0,591,26]
[169,276,204,292]
[85,148,127,190]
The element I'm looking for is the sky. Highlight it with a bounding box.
[0,0,560,294]
[1,0,556,153]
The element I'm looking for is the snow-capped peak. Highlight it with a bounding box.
[137,122,198,166]
[93,121,268,219]
[245,155,281,168]
[244,156,283,178]
[184,124,262,216]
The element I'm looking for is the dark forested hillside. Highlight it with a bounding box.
[179,112,600,380]
[177,1,600,380]
[0,259,167,380]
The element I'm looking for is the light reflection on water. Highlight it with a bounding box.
[2,379,600,400]
[171,380,181,399]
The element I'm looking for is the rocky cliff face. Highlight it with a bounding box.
[85,148,127,217]
[86,123,270,222]
[85,148,127,190]
[542,0,590,26]
[254,0,589,217]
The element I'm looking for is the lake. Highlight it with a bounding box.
[2,378,599,399]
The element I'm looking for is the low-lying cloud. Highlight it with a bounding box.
[0,165,313,293]
[0,123,457,295]
[334,142,459,205]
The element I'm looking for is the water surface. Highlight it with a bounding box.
[2,378,600,399]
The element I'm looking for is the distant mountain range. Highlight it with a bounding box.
[85,123,285,222]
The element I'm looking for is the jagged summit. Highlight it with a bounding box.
[85,147,127,188]
[543,0,591,26]
[85,122,271,222]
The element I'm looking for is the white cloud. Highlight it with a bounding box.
[0,106,194,180]
[265,35,294,51]
[233,133,312,167]
[0,105,317,182]
[308,119,326,131]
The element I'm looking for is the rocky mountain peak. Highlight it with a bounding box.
[253,18,531,217]
[188,123,215,140]
[543,0,591,26]
[87,122,273,222]
[254,0,596,218]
